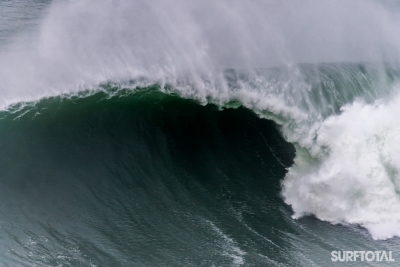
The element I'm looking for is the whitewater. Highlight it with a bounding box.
[2,0,400,266]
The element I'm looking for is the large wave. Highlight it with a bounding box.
[5,61,400,242]
[1,3,400,264]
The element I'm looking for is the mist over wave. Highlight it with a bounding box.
[0,0,400,107]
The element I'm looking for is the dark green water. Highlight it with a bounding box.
[0,88,292,266]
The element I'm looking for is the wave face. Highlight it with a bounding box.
[2,0,400,266]
[0,88,297,266]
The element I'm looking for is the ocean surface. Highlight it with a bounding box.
[1,1,400,266]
